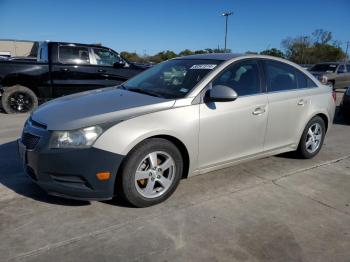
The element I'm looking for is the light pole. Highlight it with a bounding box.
[345,41,349,63]
[222,11,233,53]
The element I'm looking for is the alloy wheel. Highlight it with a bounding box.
[134,151,176,198]
[8,92,33,113]
[305,123,323,154]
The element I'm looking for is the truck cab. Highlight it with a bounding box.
[0,41,148,113]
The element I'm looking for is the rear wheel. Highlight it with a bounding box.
[118,138,183,207]
[297,116,325,159]
[1,85,38,114]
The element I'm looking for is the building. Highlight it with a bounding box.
[0,39,38,58]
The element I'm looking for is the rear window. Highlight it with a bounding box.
[58,45,90,64]
[296,70,318,89]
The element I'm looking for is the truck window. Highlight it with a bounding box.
[58,46,90,64]
[93,48,122,66]
[37,43,48,62]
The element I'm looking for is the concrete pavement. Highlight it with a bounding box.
[0,92,349,262]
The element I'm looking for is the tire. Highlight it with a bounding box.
[1,85,38,114]
[297,116,325,159]
[118,138,183,207]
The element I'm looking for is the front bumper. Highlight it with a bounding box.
[18,123,124,201]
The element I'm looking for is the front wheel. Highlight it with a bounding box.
[1,85,38,114]
[297,116,325,159]
[118,138,183,207]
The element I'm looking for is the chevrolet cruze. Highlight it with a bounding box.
[18,54,336,207]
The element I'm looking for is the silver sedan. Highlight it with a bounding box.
[18,54,336,207]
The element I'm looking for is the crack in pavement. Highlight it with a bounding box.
[7,182,266,262]
[271,155,350,217]
[6,155,350,261]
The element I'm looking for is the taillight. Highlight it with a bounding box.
[332,91,336,102]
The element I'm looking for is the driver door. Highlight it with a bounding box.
[198,59,268,170]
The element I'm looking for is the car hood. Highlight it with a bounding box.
[32,87,175,130]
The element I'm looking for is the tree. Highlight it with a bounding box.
[260,48,285,58]
[178,49,194,57]
[149,50,177,63]
[281,30,345,64]
[120,51,142,63]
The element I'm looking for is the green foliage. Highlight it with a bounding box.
[120,48,231,64]
[120,29,345,65]
[178,49,194,56]
[281,29,345,64]
[259,48,285,58]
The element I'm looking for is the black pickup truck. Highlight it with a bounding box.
[0,41,149,113]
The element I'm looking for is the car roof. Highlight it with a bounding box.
[174,53,244,61]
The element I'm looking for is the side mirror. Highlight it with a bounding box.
[113,60,126,68]
[205,85,238,103]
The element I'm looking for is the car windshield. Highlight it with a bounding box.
[122,59,222,99]
[310,64,338,73]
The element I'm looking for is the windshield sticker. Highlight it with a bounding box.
[190,64,217,70]
[179,88,189,93]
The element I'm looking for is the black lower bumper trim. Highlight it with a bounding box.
[21,143,125,200]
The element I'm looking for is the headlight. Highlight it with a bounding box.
[50,126,103,149]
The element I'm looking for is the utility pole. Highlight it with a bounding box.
[345,41,349,63]
[221,11,233,53]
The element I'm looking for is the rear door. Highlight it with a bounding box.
[262,60,316,151]
[51,44,102,96]
[91,48,140,86]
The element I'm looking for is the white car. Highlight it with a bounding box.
[19,54,336,207]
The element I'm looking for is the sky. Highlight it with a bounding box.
[0,0,349,55]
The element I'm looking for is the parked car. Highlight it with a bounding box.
[18,54,335,207]
[309,62,350,90]
[299,64,313,70]
[0,41,149,114]
[340,87,350,118]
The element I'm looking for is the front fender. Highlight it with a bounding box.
[93,105,200,174]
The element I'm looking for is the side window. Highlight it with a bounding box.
[264,60,298,92]
[93,48,122,66]
[59,46,90,64]
[338,64,345,73]
[213,60,261,96]
[347,65,350,72]
[296,70,317,89]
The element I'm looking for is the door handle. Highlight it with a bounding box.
[252,107,266,115]
[98,69,107,73]
[60,68,70,72]
[297,99,306,106]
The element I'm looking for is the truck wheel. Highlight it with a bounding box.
[1,85,38,114]
[118,138,183,207]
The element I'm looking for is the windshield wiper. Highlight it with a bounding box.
[126,87,165,98]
